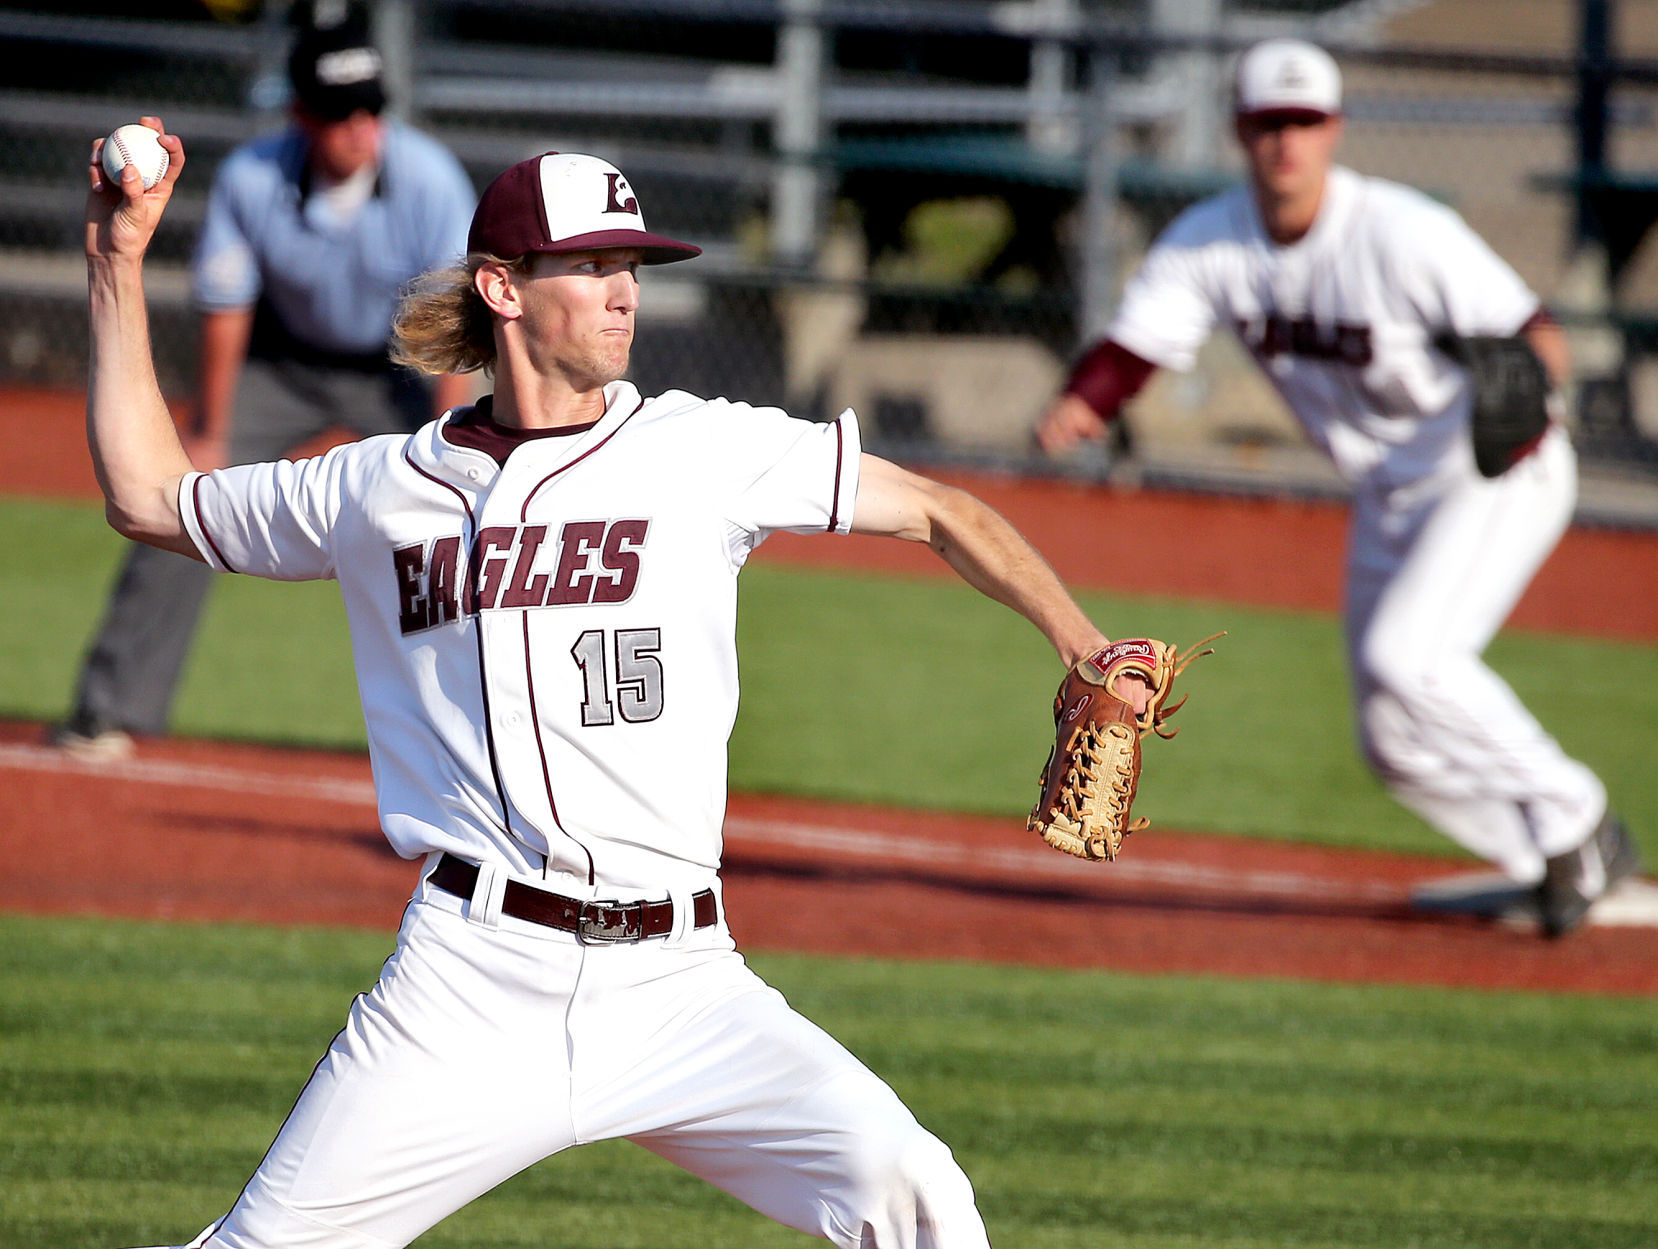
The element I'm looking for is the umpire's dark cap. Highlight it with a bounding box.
[468,152,701,265]
[288,20,386,120]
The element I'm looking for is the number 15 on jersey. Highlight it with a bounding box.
[571,628,664,726]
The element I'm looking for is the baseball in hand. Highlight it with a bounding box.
[101,123,170,190]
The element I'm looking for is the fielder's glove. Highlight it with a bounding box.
[1028,635,1220,861]
[1434,332,1556,478]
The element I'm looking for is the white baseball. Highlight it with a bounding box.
[101,123,170,190]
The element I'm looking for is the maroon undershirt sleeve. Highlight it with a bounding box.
[1063,340,1158,420]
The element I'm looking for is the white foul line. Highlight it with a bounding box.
[0,741,379,806]
[720,814,1409,904]
[1,741,1408,907]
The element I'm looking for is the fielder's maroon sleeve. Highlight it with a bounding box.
[1063,339,1158,420]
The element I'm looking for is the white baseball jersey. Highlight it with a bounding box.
[179,382,860,896]
[1102,162,1608,885]
[1109,165,1540,486]
[168,386,993,1249]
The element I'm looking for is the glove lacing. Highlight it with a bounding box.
[1060,720,1149,852]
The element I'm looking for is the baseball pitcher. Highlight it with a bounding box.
[90,119,1169,1248]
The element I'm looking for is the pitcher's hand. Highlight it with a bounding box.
[86,117,185,266]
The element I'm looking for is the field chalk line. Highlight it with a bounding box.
[8,741,1655,924]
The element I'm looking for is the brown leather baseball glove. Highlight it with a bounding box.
[1028,634,1220,861]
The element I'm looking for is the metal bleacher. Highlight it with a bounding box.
[0,0,1203,401]
[4,1,1658,524]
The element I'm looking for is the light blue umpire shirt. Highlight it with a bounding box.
[192,119,475,357]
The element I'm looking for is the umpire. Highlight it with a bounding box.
[53,12,475,758]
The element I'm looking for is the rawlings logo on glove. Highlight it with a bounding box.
[1027,634,1221,861]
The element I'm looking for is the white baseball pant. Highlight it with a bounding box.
[1346,425,1605,882]
[154,868,990,1249]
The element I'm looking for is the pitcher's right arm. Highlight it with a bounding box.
[84,117,200,559]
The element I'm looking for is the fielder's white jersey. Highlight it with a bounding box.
[179,382,860,896]
[1109,165,1541,486]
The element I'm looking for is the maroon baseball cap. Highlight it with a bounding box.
[467,152,702,265]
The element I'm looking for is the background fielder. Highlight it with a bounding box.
[1037,37,1639,937]
[91,119,1150,1248]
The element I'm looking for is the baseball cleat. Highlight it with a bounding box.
[47,714,135,761]
[1537,812,1642,938]
[1410,871,1541,928]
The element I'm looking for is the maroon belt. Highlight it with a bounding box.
[429,853,717,944]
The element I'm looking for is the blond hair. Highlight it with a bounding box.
[390,253,530,377]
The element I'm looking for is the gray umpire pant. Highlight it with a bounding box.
[68,356,431,735]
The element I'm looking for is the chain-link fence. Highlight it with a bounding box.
[4,0,1658,520]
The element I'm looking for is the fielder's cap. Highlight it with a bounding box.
[1234,38,1342,119]
[467,152,702,265]
[288,18,386,120]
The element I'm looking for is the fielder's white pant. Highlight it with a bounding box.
[168,870,990,1249]
[1345,426,1605,883]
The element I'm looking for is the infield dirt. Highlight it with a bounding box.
[5,386,1657,995]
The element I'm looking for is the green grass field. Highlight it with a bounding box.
[3,914,1656,1249]
[4,494,1655,859]
[5,495,1658,1247]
